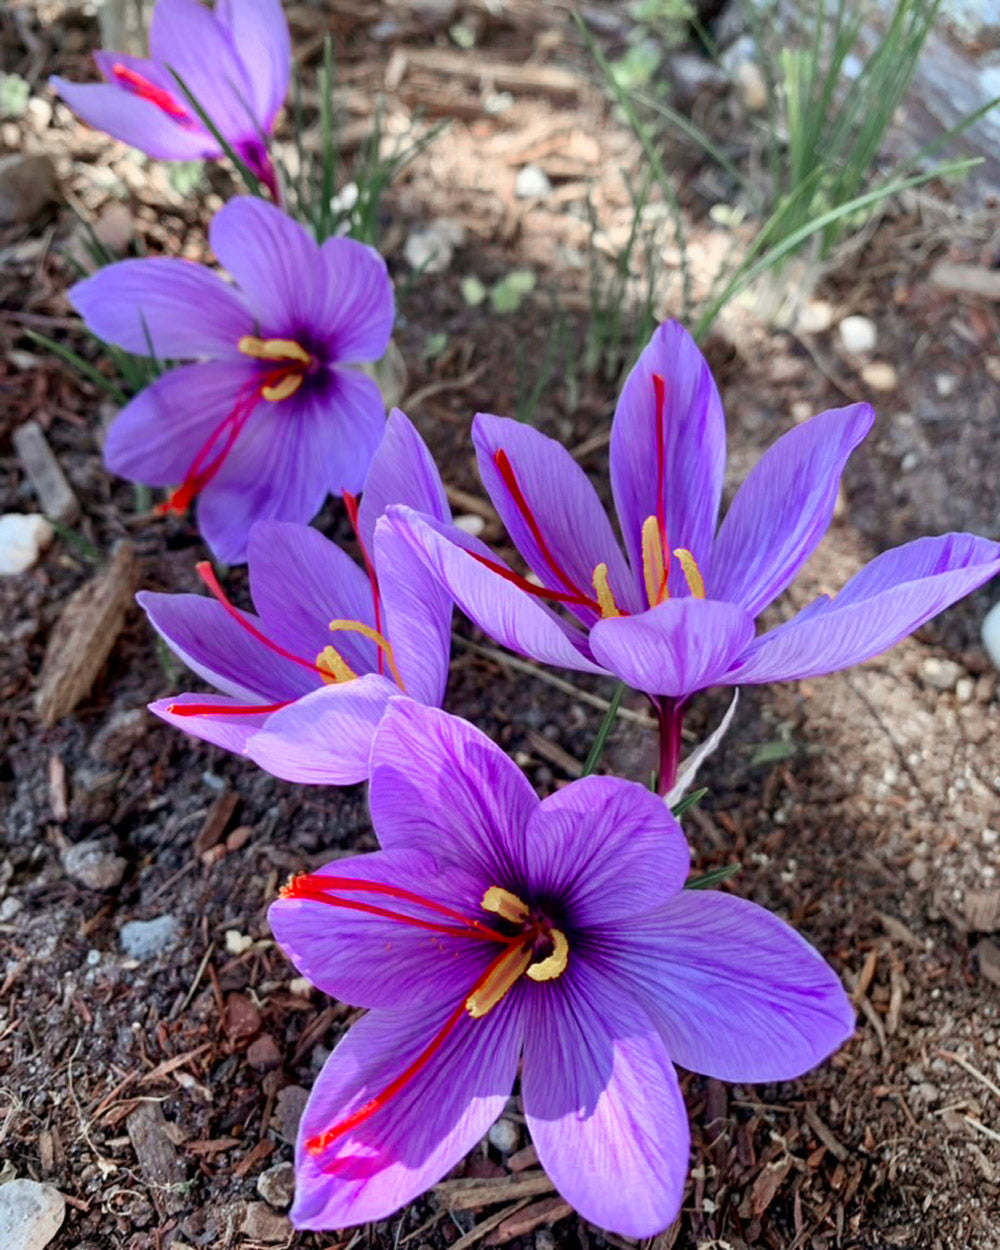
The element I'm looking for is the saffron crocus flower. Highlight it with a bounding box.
[388,320,1000,790]
[141,410,452,783]
[70,196,394,564]
[269,699,854,1235]
[51,0,289,195]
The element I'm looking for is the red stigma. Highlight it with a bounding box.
[111,63,191,124]
[651,373,669,601]
[167,699,293,717]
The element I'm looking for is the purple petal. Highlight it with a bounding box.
[213,0,290,125]
[311,236,395,363]
[357,409,450,556]
[474,413,638,621]
[610,321,726,600]
[525,777,689,924]
[589,598,755,697]
[707,404,875,616]
[315,369,387,497]
[49,76,213,159]
[612,891,855,1082]
[245,674,397,784]
[733,532,1000,684]
[384,507,606,676]
[369,700,538,887]
[147,693,270,755]
[247,521,377,677]
[268,846,495,1009]
[138,589,315,703]
[290,998,522,1230]
[521,964,688,1237]
[69,258,252,360]
[102,360,253,488]
[209,197,318,329]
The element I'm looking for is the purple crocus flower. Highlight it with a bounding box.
[70,196,394,564]
[51,0,289,195]
[269,698,854,1235]
[388,321,1000,790]
[141,410,451,783]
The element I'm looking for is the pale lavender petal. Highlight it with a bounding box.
[732,532,1000,684]
[357,409,450,556]
[312,237,395,363]
[138,589,315,702]
[49,77,213,159]
[589,598,755,697]
[267,846,494,1008]
[213,0,290,124]
[384,507,606,676]
[474,413,639,620]
[290,997,522,1230]
[245,673,397,784]
[525,777,689,924]
[148,693,271,755]
[247,521,377,676]
[610,891,855,1082]
[315,369,386,497]
[369,700,538,886]
[707,404,874,616]
[521,965,688,1238]
[69,258,252,359]
[103,360,254,487]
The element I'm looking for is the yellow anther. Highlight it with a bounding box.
[238,335,312,365]
[261,373,304,402]
[316,645,357,685]
[526,928,569,982]
[591,562,622,619]
[327,619,407,692]
[466,944,534,1019]
[481,886,530,924]
[641,515,668,608]
[673,548,706,599]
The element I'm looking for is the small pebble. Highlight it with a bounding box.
[225,929,254,956]
[0,153,58,226]
[515,164,552,199]
[935,373,957,397]
[256,1161,295,1209]
[62,840,127,891]
[120,914,179,960]
[920,656,964,692]
[838,314,877,356]
[0,896,23,922]
[956,676,975,704]
[0,513,54,576]
[0,1179,66,1250]
[732,59,767,111]
[274,1086,309,1144]
[453,513,486,537]
[488,1117,520,1154]
[796,299,834,334]
[404,220,465,274]
[982,600,1000,672]
[860,361,898,391]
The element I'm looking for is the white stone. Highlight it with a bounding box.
[0,513,53,576]
[487,1117,520,1153]
[982,600,1000,671]
[861,360,898,391]
[920,656,965,692]
[796,299,835,334]
[935,373,958,397]
[838,314,877,356]
[514,164,552,199]
[120,914,179,960]
[0,1179,66,1250]
[403,220,466,274]
[453,513,486,537]
[733,60,768,112]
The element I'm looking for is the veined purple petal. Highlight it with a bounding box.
[147,693,271,755]
[611,891,855,1082]
[103,360,255,489]
[610,321,726,600]
[69,258,253,360]
[589,598,755,698]
[214,0,290,125]
[247,521,377,676]
[311,237,395,363]
[732,532,1000,684]
[525,777,689,924]
[49,77,214,160]
[707,404,874,616]
[384,507,606,676]
[268,846,495,1009]
[245,673,397,784]
[290,997,522,1230]
[357,410,450,556]
[138,589,316,703]
[521,964,688,1238]
[316,369,387,498]
[369,700,538,888]
[473,414,638,621]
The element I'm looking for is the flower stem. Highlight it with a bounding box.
[655,697,684,796]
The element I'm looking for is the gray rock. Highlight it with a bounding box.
[89,708,147,764]
[0,1179,66,1250]
[62,840,126,891]
[487,1117,520,1154]
[120,915,179,960]
[256,1162,295,1209]
[273,1086,309,1144]
[403,220,465,274]
[982,600,1000,671]
[239,1202,290,1243]
[0,154,58,226]
[514,164,552,199]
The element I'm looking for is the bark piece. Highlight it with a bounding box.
[126,1101,187,1216]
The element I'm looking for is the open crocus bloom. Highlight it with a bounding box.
[269,700,854,1235]
[51,0,289,195]
[70,196,394,564]
[388,321,1000,786]
[142,411,451,784]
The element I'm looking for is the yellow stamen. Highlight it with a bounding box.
[591,562,622,619]
[238,335,312,365]
[526,928,569,982]
[641,515,668,608]
[466,943,534,1019]
[327,619,407,692]
[261,373,304,402]
[315,645,357,685]
[673,548,706,599]
[481,886,530,925]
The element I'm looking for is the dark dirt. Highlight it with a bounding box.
[2,4,1000,1250]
